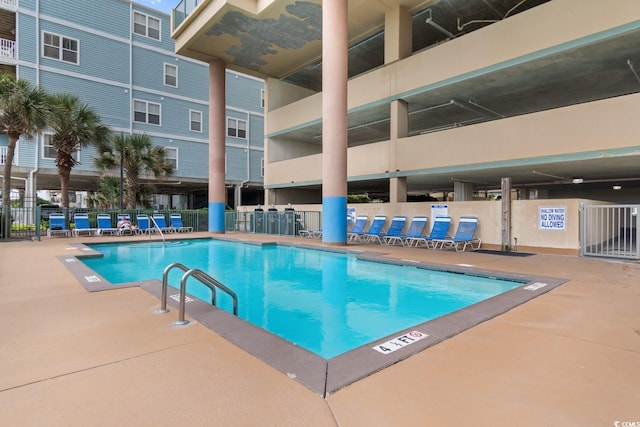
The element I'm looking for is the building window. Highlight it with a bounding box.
[261,89,265,109]
[164,63,177,87]
[43,32,79,64]
[189,110,202,132]
[43,134,80,161]
[261,157,264,177]
[165,147,178,169]
[133,99,161,125]
[227,117,247,139]
[133,11,160,40]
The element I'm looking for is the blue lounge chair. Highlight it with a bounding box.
[47,213,71,238]
[72,213,97,237]
[380,215,408,245]
[358,215,387,243]
[97,214,119,236]
[136,214,155,234]
[170,213,193,232]
[346,215,369,241]
[152,214,175,233]
[117,214,136,235]
[385,215,428,246]
[409,215,451,248]
[433,215,482,251]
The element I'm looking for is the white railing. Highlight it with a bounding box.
[0,38,16,60]
[0,0,16,9]
[0,146,16,165]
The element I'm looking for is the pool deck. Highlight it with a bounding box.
[1,232,639,426]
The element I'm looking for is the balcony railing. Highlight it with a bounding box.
[1,146,16,166]
[0,38,16,61]
[173,0,200,30]
[0,0,16,10]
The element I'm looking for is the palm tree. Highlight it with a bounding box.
[94,133,173,209]
[86,176,120,209]
[0,73,48,209]
[47,93,110,208]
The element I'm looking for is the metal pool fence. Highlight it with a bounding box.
[225,210,321,236]
[0,207,207,241]
[1,206,321,241]
[580,204,640,260]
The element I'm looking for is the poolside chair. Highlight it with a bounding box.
[96,214,119,236]
[409,215,451,248]
[358,215,387,243]
[152,214,175,233]
[136,214,156,235]
[47,213,71,238]
[170,213,193,232]
[346,215,369,241]
[72,213,97,237]
[117,214,136,235]
[385,215,428,246]
[433,215,482,252]
[380,215,408,245]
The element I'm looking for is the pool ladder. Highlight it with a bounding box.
[157,262,238,326]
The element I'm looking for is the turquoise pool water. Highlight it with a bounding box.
[82,239,522,358]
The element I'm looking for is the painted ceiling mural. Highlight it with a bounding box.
[206,1,322,72]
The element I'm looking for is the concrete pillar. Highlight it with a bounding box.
[454,181,474,201]
[389,99,408,202]
[384,4,412,63]
[321,0,348,244]
[208,59,226,233]
[390,177,407,203]
[501,177,512,251]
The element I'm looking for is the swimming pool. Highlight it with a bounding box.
[81,239,523,358]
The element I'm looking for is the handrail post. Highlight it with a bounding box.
[156,262,189,314]
[150,215,165,242]
[175,270,192,325]
[158,263,239,326]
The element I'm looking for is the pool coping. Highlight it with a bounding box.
[61,237,567,397]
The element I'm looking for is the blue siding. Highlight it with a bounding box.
[131,47,209,102]
[249,115,264,149]
[16,64,37,83]
[39,72,131,130]
[175,58,210,101]
[11,0,265,199]
[154,137,209,179]
[226,146,249,181]
[17,14,37,64]
[227,73,264,112]
[38,20,131,83]
[131,6,173,52]
[18,0,36,10]
[249,150,264,181]
[40,0,131,38]
[16,138,36,165]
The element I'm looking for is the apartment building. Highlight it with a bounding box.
[171,0,640,242]
[0,0,265,209]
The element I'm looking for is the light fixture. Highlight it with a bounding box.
[613,185,622,190]
[572,177,584,184]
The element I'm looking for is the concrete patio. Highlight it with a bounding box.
[0,233,638,426]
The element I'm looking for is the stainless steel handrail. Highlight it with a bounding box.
[149,215,165,242]
[157,263,238,326]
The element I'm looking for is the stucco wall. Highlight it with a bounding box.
[240,198,622,254]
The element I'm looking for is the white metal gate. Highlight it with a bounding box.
[580,204,640,259]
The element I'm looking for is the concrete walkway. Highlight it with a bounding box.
[0,233,638,426]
